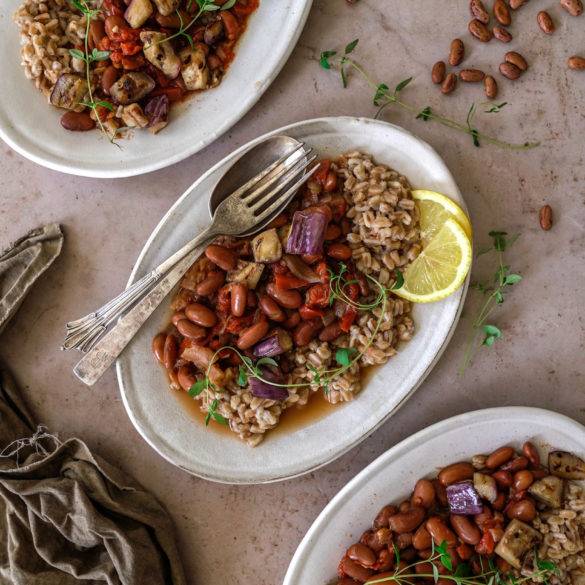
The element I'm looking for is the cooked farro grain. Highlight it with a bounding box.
[164,152,422,447]
[526,481,585,584]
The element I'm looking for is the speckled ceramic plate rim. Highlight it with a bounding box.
[0,0,312,178]
[283,407,585,585]
[116,116,470,484]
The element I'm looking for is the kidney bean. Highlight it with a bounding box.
[171,310,186,327]
[176,319,207,340]
[457,542,474,561]
[496,558,512,573]
[185,303,217,327]
[324,224,342,240]
[388,507,425,534]
[205,244,237,271]
[319,321,343,342]
[426,517,457,546]
[347,543,376,568]
[237,320,269,350]
[361,528,391,551]
[219,10,239,40]
[413,526,432,550]
[293,319,322,346]
[283,311,301,330]
[400,549,417,563]
[268,213,288,229]
[373,505,398,529]
[531,467,547,479]
[398,500,411,513]
[60,111,96,132]
[152,332,166,364]
[266,283,302,309]
[449,514,481,545]
[89,19,106,49]
[493,470,513,487]
[327,243,353,261]
[167,367,179,388]
[339,557,373,582]
[506,499,536,522]
[105,15,128,38]
[177,365,196,391]
[492,492,506,511]
[412,479,435,508]
[101,66,119,95]
[486,446,515,469]
[259,294,286,322]
[375,549,394,571]
[230,282,247,317]
[438,462,474,486]
[324,171,338,192]
[396,533,413,550]
[513,470,534,491]
[247,290,257,307]
[522,441,541,467]
[432,479,448,506]
[196,271,225,296]
[415,562,434,575]
[501,456,528,472]
[163,334,178,370]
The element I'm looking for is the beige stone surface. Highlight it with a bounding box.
[1,1,585,583]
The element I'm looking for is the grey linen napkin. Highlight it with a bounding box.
[0,225,186,585]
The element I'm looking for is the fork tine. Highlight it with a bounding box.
[249,154,317,212]
[242,147,313,204]
[254,164,320,226]
[223,142,306,203]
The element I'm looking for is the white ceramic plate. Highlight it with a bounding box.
[0,0,312,177]
[116,116,469,484]
[283,407,585,585]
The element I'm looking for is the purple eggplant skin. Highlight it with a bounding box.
[446,480,483,515]
[249,366,288,401]
[253,330,293,358]
[144,94,169,133]
[286,208,329,255]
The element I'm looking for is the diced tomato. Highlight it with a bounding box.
[216,285,231,314]
[314,159,331,185]
[267,213,288,229]
[225,314,254,334]
[304,203,333,223]
[340,306,358,332]
[345,282,360,302]
[275,274,309,290]
[315,261,330,284]
[98,37,111,51]
[121,55,145,70]
[456,543,473,561]
[102,0,124,16]
[150,86,185,102]
[305,284,330,308]
[270,261,289,275]
[120,42,142,56]
[323,195,348,222]
[233,0,259,16]
[475,531,495,556]
[299,305,325,320]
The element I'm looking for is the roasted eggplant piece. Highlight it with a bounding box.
[528,475,564,508]
[549,450,585,479]
[50,74,88,110]
[495,519,542,569]
[473,472,498,504]
[125,0,153,28]
[252,229,282,263]
[204,20,224,45]
[179,46,209,90]
[152,0,179,16]
[109,72,155,105]
[144,94,169,134]
[141,31,181,78]
[227,260,264,289]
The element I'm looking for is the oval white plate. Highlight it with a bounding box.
[283,407,585,585]
[116,116,469,484]
[0,0,312,177]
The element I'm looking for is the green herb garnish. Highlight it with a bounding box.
[460,230,522,374]
[319,40,540,151]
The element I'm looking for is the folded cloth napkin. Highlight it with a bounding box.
[0,225,186,585]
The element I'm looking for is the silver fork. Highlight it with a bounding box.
[71,157,319,386]
[64,144,317,353]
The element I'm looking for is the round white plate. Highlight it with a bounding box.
[283,407,585,585]
[0,0,312,177]
[116,116,469,484]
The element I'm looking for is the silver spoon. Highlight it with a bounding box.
[71,136,319,386]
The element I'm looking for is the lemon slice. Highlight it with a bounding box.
[394,218,472,303]
[412,189,473,245]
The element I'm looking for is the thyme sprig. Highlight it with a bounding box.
[367,541,557,585]
[459,230,521,374]
[153,0,236,48]
[319,39,540,151]
[68,0,119,144]
[187,266,404,423]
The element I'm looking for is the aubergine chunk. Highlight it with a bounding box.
[125,0,153,28]
[495,519,542,569]
[528,475,564,509]
[549,451,585,480]
[252,229,282,263]
[227,261,264,290]
[179,46,209,90]
[152,0,179,16]
[50,74,88,110]
[141,31,181,79]
[109,72,155,105]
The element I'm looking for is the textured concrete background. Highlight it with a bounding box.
[1,1,584,583]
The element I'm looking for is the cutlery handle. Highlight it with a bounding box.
[73,236,211,386]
